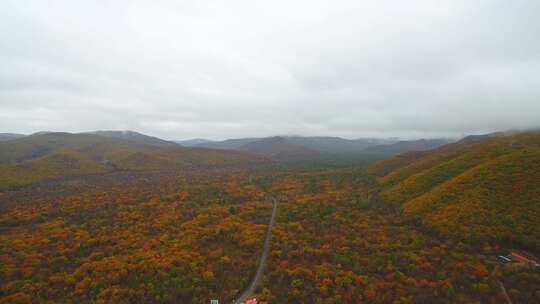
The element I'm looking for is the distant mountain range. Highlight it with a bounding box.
[1,129,523,189]
[236,136,320,160]
[193,138,261,150]
[192,136,399,152]
[1,130,459,161]
[0,133,26,141]
[174,138,213,146]
[179,135,455,159]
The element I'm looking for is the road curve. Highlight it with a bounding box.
[234,196,279,303]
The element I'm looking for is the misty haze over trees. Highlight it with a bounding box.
[1,1,539,303]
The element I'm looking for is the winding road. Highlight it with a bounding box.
[234,196,279,303]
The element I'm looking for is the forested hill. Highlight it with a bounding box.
[369,131,540,251]
[85,130,177,146]
[0,132,267,189]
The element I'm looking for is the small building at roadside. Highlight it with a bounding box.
[509,250,539,267]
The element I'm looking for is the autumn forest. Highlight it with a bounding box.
[0,131,539,303]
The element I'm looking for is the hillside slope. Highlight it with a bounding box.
[0,133,266,188]
[370,131,540,250]
[364,138,455,155]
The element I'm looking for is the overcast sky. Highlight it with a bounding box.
[1,0,539,140]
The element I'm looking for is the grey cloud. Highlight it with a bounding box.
[1,0,539,140]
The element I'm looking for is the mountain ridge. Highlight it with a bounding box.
[237,136,320,160]
[188,135,454,157]
[364,138,455,154]
[0,132,267,189]
[370,131,540,251]
[86,130,177,146]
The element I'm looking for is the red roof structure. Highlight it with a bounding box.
[510,250,538,265]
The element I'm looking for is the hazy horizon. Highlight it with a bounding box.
[2,0,540,140]
[2,127,533,142]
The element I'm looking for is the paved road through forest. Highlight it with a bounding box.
[234,196,279,303]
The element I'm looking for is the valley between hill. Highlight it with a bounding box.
[0,131,538,303]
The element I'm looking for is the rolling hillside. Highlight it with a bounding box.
[364,138,455,155]
[370,131,540,251]
[0,132,266,188]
